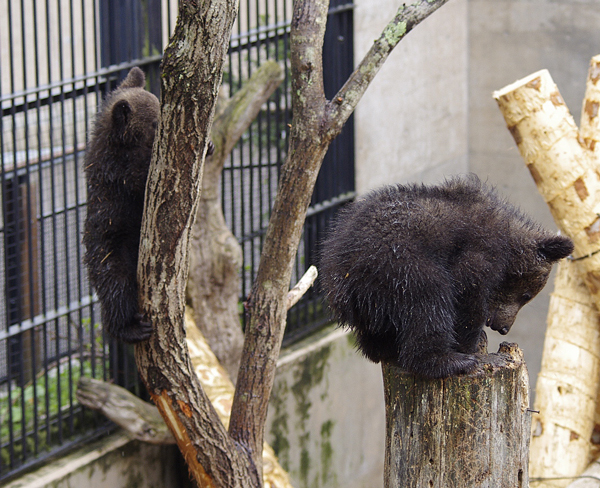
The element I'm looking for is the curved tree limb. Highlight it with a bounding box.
[327,0,452,135]
[287,265,318,310]
[77,376,176,445]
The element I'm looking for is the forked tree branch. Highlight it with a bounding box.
[134,1,257,486]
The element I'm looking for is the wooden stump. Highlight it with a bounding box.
[383,343,531,488]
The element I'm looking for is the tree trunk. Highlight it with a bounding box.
[228,1,451,477]
[187,60,284,383]
[134,2,258,486]
[383,343,531,488]
[79,310,294,487]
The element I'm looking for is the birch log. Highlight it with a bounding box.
[566,459,600,487]
[530,260,600,487]
[494,62,600,487]
[579,54,600,469]
[579,55,600,155]
[493,69,600,307]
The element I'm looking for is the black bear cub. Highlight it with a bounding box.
[319,176,573,379]
[83,67,159,343]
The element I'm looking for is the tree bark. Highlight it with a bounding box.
[383,343,531,488]
[134,2,258,487]
[228,0,451,477]
[187,60,284,383]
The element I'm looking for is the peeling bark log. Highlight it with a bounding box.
[383,343,531,488]
[530,260,600,487]
[567,459,600,487]
[495,59,600,487]
[494,70,600,305]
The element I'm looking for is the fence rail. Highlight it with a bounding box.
[0,0,354,480]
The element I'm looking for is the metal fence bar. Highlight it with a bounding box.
[0,0,354,480]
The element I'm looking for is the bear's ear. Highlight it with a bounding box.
[112,100,132,138]
[538,235,574,262]
[119,67,145,89]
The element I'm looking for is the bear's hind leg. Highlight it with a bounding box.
[406,350,479,379]
[395,299,480,379]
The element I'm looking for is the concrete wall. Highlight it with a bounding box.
[266,327,385,488]
[4,433,186,488]
[354,0,469,192]
[468,0,600,390]
[9,328,385,488]
[354,0,600,397]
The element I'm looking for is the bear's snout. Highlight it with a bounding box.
[488,309,517,336]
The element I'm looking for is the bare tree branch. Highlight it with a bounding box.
[287,265,318,310]
[327,0,452,135]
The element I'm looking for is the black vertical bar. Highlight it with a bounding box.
[0,5,6,477]
[55,0,66,446]
[31,0,44,459]
[19,0,35,461]
[44,0,54,449]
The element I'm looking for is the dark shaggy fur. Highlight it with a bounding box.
[319,176,573,379]
[83,67,159,343]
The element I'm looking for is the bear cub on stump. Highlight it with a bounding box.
[319,176,573,379]
[83,67,159,343]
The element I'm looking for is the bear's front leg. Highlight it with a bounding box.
[395,308,480,379]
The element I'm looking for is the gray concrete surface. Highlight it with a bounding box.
[354,0,600,401]
[266,326,386,488]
